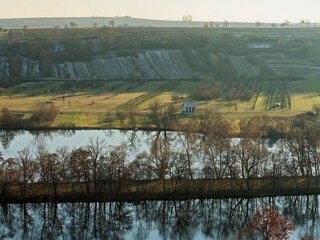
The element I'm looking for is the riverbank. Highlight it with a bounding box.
[1,177,320,203]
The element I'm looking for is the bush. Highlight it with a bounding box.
[171,95,180,101]
[0,107,19,127]
[31,103,59,124]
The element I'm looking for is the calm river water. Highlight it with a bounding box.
[0,196,319,240]
[0,130,316,239]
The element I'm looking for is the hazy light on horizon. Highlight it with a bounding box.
[2,0,320,23]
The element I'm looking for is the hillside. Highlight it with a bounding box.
[0,17,306,29]
[1,27,320,128]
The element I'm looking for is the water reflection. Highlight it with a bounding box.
[0,130,170,160]
[0,130,22,149]
[0,196,319,240]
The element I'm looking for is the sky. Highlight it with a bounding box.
[2,0,320,23]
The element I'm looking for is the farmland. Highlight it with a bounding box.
[0,77,319,129]
[306,78,320,107]
[27,50,196,80]
[229,56,259,78]
[2,27,320,128]
[0,57,9,79]
[253,81,290,111]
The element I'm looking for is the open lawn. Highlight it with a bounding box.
[53,112,107,128]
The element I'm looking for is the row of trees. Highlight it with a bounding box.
[2,111,320,199]
[0,103,59,128]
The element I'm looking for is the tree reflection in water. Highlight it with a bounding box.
[0,130,21,149]
[0,196,319,240]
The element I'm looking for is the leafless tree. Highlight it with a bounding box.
[87,138,106,194]
[139,137,175,193]
[175,121,200,179]
[15,148,36,197]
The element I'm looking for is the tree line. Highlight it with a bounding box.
[2,110,320,200]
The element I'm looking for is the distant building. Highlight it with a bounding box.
[183,103,196,113]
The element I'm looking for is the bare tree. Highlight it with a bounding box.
[116,111,126,125]
[139,137,175,193]
[182,15,192,22]
[255,21,262,28]
[15,148,36,197]
[68,148,91,193]
[105,145,127,194]
[69,22,78,28]
[175,121,200,180]
[0,157,17,197]
[149,99,162,129]
[87,138,106,194]
[223,20,229,28]
[284,19,290,27]
[127,107,139,129]
[109,20,115,28]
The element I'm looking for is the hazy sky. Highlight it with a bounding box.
[2,0,320,23]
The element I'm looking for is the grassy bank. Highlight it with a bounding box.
[1,177,320,203]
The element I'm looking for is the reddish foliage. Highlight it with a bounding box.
[251,207,295,240]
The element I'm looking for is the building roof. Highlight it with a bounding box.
[183,103,196,108]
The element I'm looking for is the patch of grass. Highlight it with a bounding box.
[53,112,107,128]
[291,80,314,110]
[306,78,320,107]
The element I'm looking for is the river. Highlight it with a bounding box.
[0,130,316,239]
[0,196,319,240]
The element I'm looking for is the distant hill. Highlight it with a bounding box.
[0,16,302,29]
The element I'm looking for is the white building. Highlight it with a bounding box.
[183,103,196,113]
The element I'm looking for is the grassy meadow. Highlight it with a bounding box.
[1,78,319,129]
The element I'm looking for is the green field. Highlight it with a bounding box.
[253,81,291,111]
[291,81,314,110]
[306,78,320,106]
[1,78,319,128]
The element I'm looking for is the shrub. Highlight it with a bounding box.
[0,107,19,127]
[31,103,59,124]
[171,95,180,101]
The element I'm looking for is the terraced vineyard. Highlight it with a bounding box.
[260,54,320,77]
[0,57,9,79]
[50,50,194,80]
[21,58,40,79]
[115,81,181,111]
[229,56,259,78]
